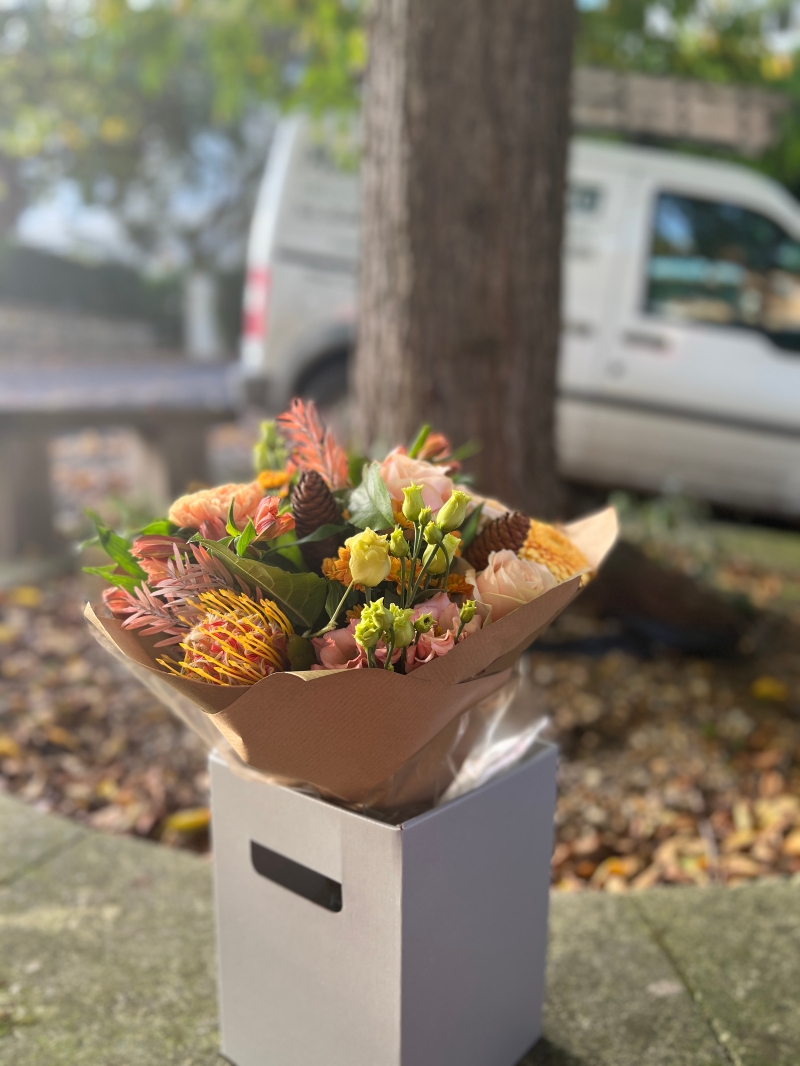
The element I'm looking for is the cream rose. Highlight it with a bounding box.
[474,550,556,621]
[378,448,454,515]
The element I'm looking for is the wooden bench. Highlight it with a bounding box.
[0,362,240,559]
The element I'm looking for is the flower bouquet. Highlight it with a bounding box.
[87,399,617,814]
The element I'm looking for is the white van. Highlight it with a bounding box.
[241,116,800,518]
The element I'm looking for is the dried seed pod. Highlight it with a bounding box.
[464,511,530,573]
[519,519,589,582]
[291,470,342,573]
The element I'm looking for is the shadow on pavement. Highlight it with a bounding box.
[520,1037,590,1066]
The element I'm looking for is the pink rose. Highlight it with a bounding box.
[474,550,556,621]
[254,496,296,541]
[378,448,455,515]
[168,481,264,532]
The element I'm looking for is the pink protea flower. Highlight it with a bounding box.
[254,496,296,541]
[167,481,264,532]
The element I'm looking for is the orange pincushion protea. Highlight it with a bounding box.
[158,590,292,686]
[518,520,589,583]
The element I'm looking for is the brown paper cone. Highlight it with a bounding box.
[87,507,618,805]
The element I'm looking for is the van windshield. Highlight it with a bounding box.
[645,192,800,352]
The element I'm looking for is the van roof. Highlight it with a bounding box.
[571,135,799,218]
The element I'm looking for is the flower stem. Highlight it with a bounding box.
[400,556,407,608]
[306,579,355,637]
[383,633,395,670]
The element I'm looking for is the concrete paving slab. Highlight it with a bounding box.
[0,793,85,887]
[526,893,728,1066]
[636,882,800,1066]
[0,830,218,1065]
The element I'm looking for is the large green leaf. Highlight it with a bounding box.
[347,462,394,530]
[459,502,484,549]
[196,540,328,630]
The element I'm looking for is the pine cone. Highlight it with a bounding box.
[464,511,530,572]
[291,470,343,573]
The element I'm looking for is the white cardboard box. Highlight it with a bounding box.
[209,742,557,1066]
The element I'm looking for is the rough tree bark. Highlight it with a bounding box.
[354,0,575,517]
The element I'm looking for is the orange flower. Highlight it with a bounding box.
[445,573,474,596]
[392,507,415,531]
[257,468,291,498]
[322,547,354,587]
[388,556,423,592]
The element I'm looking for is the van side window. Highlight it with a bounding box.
[645,192,800,351]
[568,185,602,216]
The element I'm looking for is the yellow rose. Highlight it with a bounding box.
[345,528,391,587]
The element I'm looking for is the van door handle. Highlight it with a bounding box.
[622,330,670,352]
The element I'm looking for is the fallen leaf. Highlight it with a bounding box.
[750,676,789,703]
[163,807,211,834]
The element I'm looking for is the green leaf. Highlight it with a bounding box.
[347,453,367,487]
[286,635,317,671]
[226,498,240,538]
[450,439,482,462]
[82,565,141,593]
[236,519,257,556]
[325,578,358,621]
[459,503,484,549]
[195,540,328,630]
[136,519,179,537]
[292,524,348,546]
[408,424,431,459]
[86,511,148,582]
[347,463,394,529]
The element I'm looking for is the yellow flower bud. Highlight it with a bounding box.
[402,483,425,523]
[361,597,393,634]
[423,521,442,546]
[423,533,459,575]
[414,612,434,634]
[389,605,415,648]
[345,528,391,587]
[389,527,409,558]
[417,506,432,528]
[354,617,382,651]
[459,599,477,625]
[436,490,472,533]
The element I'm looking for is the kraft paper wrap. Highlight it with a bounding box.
[86,507,618,809]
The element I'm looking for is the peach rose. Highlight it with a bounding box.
[168,481,264,532]
[473,550,556,621]
[378,448,454,515]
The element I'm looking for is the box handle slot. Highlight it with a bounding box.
[250,841,342,913]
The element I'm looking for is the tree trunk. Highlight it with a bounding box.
[354,0,574,517]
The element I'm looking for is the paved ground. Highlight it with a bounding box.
[0,794,797,1066]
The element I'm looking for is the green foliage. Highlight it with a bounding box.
[84,510,148,581]
[347,463,394,530]
[458,503,484,551]
[196,539,328,629]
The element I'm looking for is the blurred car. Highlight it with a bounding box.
[241,116,800,518]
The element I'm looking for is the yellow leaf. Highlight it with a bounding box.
[0,624,17,643]
[750,676,789,703]
[164,807,210,834]
[0,734,21,759]
[10,586,41,608]
[45,726,79,751]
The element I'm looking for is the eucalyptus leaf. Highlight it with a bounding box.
[287,635,317,671]
[196,540,328,630]
[347,463,394,529]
